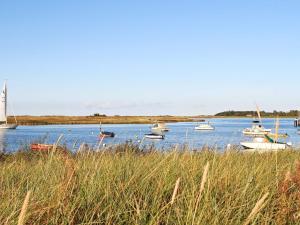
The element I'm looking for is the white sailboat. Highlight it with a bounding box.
[0,82,18,129]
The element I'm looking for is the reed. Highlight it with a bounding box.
[192,162,210,225]
[243,192,269,225]
[0,146,300,224]
[17,191,31,225]
[170,178,181,205]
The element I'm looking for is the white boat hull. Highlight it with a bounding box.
[0,124,18,129]
[145,134,165,139]
[240,142,287,150]
[195,127,215,130]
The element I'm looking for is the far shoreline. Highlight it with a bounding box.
[7,115,298,126]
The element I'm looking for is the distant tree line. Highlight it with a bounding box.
[215,110,299,117]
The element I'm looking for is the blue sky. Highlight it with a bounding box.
[0,0,299,116]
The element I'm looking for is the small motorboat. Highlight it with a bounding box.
[31,143,54,151]
[151,123,170,132]
[242,120,271,136]
[243,105,271,136]
[145,125,165,139]
[144,133,165,139]
[98,122,115,138]
[195,121,215,130]
[240,136,291,151]
[99,131,115,138]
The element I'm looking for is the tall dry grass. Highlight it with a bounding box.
[0,146,300,224]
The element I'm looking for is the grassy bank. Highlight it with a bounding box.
[8,115,206,125]
[1,146,300,224]
[8,115,297,126]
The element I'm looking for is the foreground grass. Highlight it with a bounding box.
[1,146,300,224]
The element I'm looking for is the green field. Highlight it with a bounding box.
[1,146,300,224]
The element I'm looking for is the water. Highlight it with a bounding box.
[1,118,299,152]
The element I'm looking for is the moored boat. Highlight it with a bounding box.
[0,124,18,129]
[151,123,170,132]
[99,122,115,138]
[31,143,54,151]
[99,131,115,138]
[242,105,271,136]
[144,133,165,139]
[241,118,291,151]
[0,82,18,129]
[240,136,290,151]
[195,121,215,130]
[242,120,271,136]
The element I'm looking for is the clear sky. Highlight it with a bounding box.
[0,0,299,116]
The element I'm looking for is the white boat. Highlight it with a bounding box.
[195,121,215,130]
[241,118,291,151]
[151,123,169,132]
[0,124,17,129]
[242,120,271,136]
[241,137,290,151]
[243,105,271,136]
[145,127,165,139]
[0,82,18,129]
[144,133,165,139]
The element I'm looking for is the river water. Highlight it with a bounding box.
[1,118,299,152]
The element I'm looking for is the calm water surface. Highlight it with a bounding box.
[1,118,299,152]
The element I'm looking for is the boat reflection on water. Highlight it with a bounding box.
[0,130,7,152]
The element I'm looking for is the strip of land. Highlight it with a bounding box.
[8,115,208,125]
[7,111,298,125]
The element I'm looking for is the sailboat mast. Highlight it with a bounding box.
[275,117,279,143]
[4,82,7,124]
[255,104,262,124]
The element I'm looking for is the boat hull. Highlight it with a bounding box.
[0,124,18,129]
[145,134,165,139]
[240,142,287,150]
[31,144,53,151]
[99,131,115,138]
[195,127,215,130]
